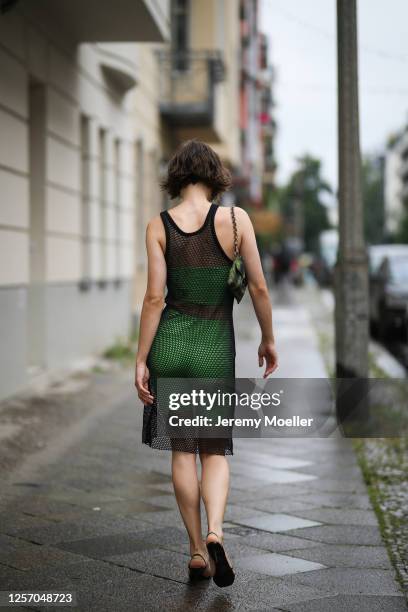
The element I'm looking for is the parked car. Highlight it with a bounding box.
[369,244,408,340]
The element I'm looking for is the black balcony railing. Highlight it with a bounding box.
[156,49,226,129]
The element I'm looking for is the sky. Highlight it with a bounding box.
[260,0,408,192]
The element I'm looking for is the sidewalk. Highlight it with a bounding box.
[0,285,406,611]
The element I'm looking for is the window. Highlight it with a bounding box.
[99,127,107,283]
[171,0,190,71]
[80,115,91,285]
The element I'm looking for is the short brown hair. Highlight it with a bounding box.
[160,139,232,200]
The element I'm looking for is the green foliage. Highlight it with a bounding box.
[395,209,408,244]
[103,329,138,364]
[279,154,331,253]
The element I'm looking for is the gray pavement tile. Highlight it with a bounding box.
[57,526,187,559]
[287,492,372,510]
[135,509,186,528]
[224,530,323,553]
[284,544,392,569]
[178,574,336,610]
[233,513,322,533]
[240,483,313,499]
[287,507,378,526]
[8,514,152,546]
[0,565,27,590]
[39,487,128,509]
[106,548,192,583]
[281,594,408,612]
[4,497,84,518]
[303,478,367,494]
[283,567,403,596]
[230,465,317,484]
[0,559,138,592]
[283,524,383,546]
[0,511,56,533]
[236,552,326,577]
[0,534,88,571]
[138,494,178,509]
[84,499,168,515]
[292,463,364,480]
[224,505,275,522]
[235,454,313,470]
[238,498,318,514]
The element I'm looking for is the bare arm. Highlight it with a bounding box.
[237,208,278,377]
[135,217,166,404]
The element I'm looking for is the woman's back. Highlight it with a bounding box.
[160,202,234,321]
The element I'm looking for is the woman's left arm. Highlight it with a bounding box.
[135,216,166,404]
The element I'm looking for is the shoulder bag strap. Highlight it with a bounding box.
[230,206,239,259]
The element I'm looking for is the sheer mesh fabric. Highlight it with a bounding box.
[142,203,235,455]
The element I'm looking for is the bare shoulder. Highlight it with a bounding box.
[233,206,251,224]
[146,214,164,235]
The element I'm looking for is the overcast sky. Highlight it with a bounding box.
[260,0,408,192]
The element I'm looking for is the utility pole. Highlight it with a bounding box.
[335,0,369,382]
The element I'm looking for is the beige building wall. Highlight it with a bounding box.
[0,5,168,399]
[131,44,169,315]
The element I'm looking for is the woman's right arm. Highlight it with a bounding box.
[236,208,278,378]
[135,217,166,404]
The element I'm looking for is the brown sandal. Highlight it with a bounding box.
[188,552,211,581]
[206,531,235,588]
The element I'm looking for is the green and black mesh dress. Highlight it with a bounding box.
[142,202,235,455]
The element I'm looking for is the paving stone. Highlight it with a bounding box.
[236,552,326,577]
[0,558,138,592]
[282,594,408,612]
[303,478,367,494]
[223,530,323,553]
[239,498,318,514]
[288,507,379,526]
[293,463,364,480]
[176,573,336,610]
[8,514,151,545]
[283,524,383,546]
[283,544,391,569]
[0,534,87,571]
[230,465,317,484]
[283,567,403,596]
[57,527,187,559]
[233,454,313,470]
[233,513,322,533]
[107,547,192,583]
[0,511,56,533]
[287,492,372,510]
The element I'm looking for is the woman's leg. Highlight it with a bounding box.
[171,450,209,569]
[199,453,230,538]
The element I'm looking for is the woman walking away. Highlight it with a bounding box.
[135,139,278,587]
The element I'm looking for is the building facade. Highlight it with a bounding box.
[0,0,169,400]
[157,0,241,179]
[384,127,408,236]
[235,0,275,209]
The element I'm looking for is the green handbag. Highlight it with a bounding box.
[227,206,248,303]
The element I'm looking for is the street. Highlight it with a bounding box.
[0,284,406,611]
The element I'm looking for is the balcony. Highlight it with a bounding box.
[157,49,226,142]
[17,0,170,43]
